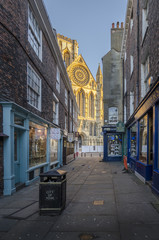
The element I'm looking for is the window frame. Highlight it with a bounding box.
[27,63,41,111]
[28,5,42,60]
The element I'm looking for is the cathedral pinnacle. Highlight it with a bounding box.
[96,64,103,83]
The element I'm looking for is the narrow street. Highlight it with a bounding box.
[0,157,159,240]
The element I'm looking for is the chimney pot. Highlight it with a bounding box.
[112,23,115,29]
[117,22,119,28]
[121,22,124,28]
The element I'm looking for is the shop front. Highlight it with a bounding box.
[126,79,159,193]
[102,123,124,161]
[1,102,60,195]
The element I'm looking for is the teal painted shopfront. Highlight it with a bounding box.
[1,102,62,195]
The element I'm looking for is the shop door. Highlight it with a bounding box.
[14,129,23,184]
[106,134,122,161]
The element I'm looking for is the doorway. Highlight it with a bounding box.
[14,128,24,185]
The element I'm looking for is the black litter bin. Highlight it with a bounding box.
[39,169,67,215]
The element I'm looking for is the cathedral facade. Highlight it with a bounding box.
[57,34,103,152]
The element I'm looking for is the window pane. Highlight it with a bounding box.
[139,115,147,163]
[130,123,137,157]
[108,135,122,156]
[29,122,47,168]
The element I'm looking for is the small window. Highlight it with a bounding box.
[141,56,150,98]
[65,89,68,106]
[130,91,134,116]
[130,9,133,32]
[65,114,67,130]
[142,0,149,39]
[53,94,59,125]
[27,63,41,110]
[56,66,60,93]
[130,55,134,76]
[28,5,42,59]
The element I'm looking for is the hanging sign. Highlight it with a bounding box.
[68,133,74,142]
[50,128,61,140]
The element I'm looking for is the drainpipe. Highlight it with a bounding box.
[136,0,140,106]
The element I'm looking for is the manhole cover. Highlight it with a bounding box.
[93,200,104,205]
[79,234,94,240]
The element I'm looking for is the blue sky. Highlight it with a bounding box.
[44,0,127,78]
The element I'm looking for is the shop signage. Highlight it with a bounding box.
[116,121,125,132]
[50,128,61,140]
[135,84,159,120]
[109,107,118,124]
[68,133,74,142]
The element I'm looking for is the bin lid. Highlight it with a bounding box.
[40,169,67,177]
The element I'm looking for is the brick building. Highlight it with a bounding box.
[121,0,159,192]
[0,0,78,195]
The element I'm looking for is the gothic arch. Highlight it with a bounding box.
[76,89,85,117]
[64,51,70,68]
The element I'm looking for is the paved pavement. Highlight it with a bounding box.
[0,157,159,240]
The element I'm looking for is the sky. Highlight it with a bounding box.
[43,0,127,79]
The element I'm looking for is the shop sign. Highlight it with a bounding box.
[68,133,74,142]
[116,121,125,132]
[109,107,118,124]
[50,128,61,140]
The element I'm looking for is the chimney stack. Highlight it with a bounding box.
[121,22,124,28]
[112,23,115,29]
[117,22,119,28]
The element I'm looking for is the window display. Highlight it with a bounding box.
[130,123,137,157]
[108,134,122,156]
[29,122,47,168]
[139,115,147,163]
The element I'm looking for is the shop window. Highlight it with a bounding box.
[29,122,47,168]
[139,115,147,163]
[148,110,153,164]
[27,63,41,111]
[50,139,58,163]
[130,123,137,157]
[108,134,122,156]
[28,5,42,59]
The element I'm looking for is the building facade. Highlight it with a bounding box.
[57,34,104,153]
[0,0,78,195]
[121,0,159,193]
[102,22,124,161]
